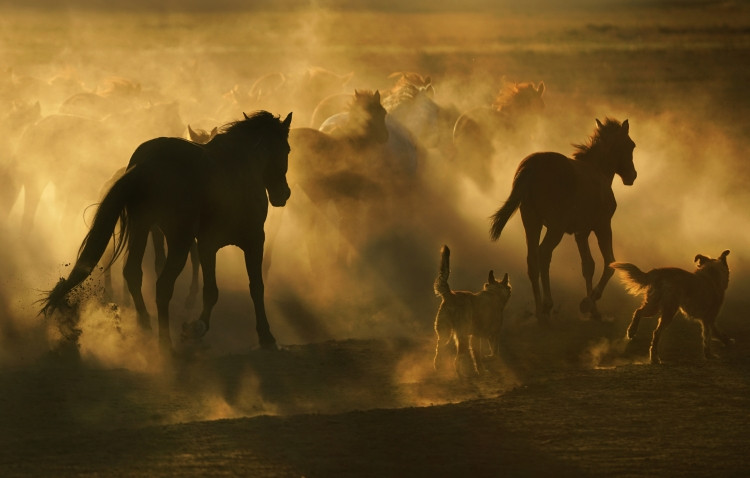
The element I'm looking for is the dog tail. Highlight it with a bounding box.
[610,262,650,295]
[434,245,452,298]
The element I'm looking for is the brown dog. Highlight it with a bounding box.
[433,245,511,376]
[611,250,732,364]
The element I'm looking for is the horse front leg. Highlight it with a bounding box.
[123,224,152,331]
[586,224,616,320]
[244,233,277,349]
[575,231,598,318]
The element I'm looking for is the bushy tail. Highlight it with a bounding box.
[490,162,531,241]
[610,262,650,295]
[433,245,451,298]
[40,177,131,315]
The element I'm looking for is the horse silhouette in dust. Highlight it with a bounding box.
[490,118,636,323]
[289,90,391,259]
[453,81,545,192]
[100,124,218,308]
[41,111,293,353]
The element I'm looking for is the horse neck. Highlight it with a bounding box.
[577,147,618,184]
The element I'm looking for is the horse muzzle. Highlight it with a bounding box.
[268,183,291,207]
[621,171,637,186]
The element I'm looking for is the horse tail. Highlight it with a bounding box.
[433,245,452,298]
[40,177,131,316]
[490,161,531,241]
[609,262,650,295]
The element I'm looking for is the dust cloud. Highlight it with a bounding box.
[0,0,749,421]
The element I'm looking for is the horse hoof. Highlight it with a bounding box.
[579,297,594,314]
[258,337,278,351]
[181,320,208,341]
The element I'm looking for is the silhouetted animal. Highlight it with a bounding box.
[611,250,732,364]
[100,124,216,308]
[289,90,391,260]
[41,111,293,353]
[490,118,637,324]
[14,102,184,232]
[453,81,545,192]
[433,245,511,376]
[382,75,440,149]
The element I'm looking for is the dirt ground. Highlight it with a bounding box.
[2,1,750,476]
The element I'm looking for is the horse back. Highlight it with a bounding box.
[520,152,616,232]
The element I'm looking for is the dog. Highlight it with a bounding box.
[611,250,732,364]
[433,245,511,376]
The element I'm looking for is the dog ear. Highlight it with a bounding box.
[694,254,710,266]
[720,250,730,262]
[488,270,496,283]
[501,272,509,285]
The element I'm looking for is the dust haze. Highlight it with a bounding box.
[1,0,749,427]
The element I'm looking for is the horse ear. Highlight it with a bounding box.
[501,272,509,285]
[282,112,293,128]
[596,118,604,129]
[488,270,496,283]
[210,126,218,136]
[622,119,629,133]
[537,81,545,96]
[374,90,381,102]
[243,112,250,120]
[187,124,197,140]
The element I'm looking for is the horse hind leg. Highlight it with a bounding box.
[537,227,565,320]
[154,235,192,354]
[123,223,152,330]
[521,211,545,323]
[183,240,200,309]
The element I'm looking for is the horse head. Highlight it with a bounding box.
[597,118,637,186]
[262,112,293,207]
[349,89,388,144]
[494,81,545,117]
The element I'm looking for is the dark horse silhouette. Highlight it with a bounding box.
[490,118,636,323]
[41,111,293,352]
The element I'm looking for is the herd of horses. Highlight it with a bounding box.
[1,67,648,358]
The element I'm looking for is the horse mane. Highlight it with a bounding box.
[207,111,286,154]
[572,118,623,161]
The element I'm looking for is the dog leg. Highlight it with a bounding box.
[628,299,658,340]
[711,323,734,347]
[701,319,719,360]
[650,304,677,364]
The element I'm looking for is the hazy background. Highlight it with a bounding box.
[0,0,748,376]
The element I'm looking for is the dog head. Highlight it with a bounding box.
[694,250,730,290]
[484,270,512,304]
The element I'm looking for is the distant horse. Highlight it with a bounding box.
[490,118,636,323]
[14,102,184,232]
[290,90,394,262]
[453,81,546,192]
[382,73,441,148]
[41,111,293,353]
